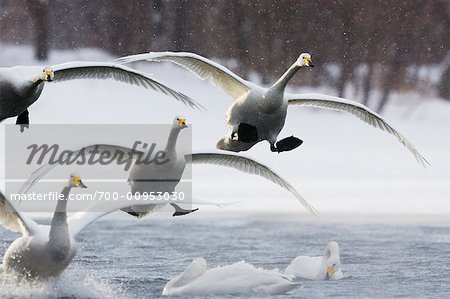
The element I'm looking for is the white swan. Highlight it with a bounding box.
[124,116,193,217]
[18,116,318,215]
[162,258,300,296]
[0,174,86,279]
[127,116,316,216]
[284,241,343,281]
[0,61,203,128]
[0,174,162,280]
[118,51,428,166]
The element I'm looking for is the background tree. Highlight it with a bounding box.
[27,0,49,61]
[0,0,448,103]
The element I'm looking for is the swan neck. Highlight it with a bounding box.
[271,63,300,92]
[48,186,71,250]
[56,186,71,212]
[165,126,180,153]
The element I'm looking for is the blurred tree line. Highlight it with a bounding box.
[0,0,448,111]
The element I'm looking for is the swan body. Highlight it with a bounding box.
[3,231,77,278]
[162,258,299,296]
[0,66,44,121]
[118,51,428,166]
[220,87,288,151]
[284,241,343,281]
[0,61,203,126]
[18,117,318,216]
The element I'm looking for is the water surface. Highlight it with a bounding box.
[1,213,449,298]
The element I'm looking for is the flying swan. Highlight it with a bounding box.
[117,52,428,166]
[0,61,204,128]
[0,174,163,280]
[18,116,318,216]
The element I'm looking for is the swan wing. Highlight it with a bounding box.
[0,191,40,236]
[18,144,144,194]
[284,256,323,280]
[185,153,317,215]
[117,52,250,100]
[163,258,207,293]
[190,199,240,208]
[287,93,429,167]
[50,61,204,110]
[67,199,164,237]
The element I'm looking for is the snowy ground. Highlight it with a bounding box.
[0,43,449,219]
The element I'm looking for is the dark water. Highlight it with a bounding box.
[1,214,449,298]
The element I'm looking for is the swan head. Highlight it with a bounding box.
[295,53,314,68]
[324,241,341,280]
[41,67,55,82]
[174,116,188,129]
[68,173,87,188]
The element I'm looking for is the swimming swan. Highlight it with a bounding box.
[118,52,428,166]
[18,116,318,215]
[284,241,343,280]
[162,258,300,296]
[0,61,203,128]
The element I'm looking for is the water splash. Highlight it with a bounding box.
[0,271,125,299]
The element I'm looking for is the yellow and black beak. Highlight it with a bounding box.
[43,69,54,81]
[73,176,87,188]
[178,118,187,128]
[304,57,314,67]
[325,266,335,280]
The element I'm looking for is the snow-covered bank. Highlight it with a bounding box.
[1,44,449,217]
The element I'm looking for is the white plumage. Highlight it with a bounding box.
[284,241,344,281]
[162,258,300,296]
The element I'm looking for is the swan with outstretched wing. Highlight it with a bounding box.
[19,117,318,216]
[2,174,208,280]
[118,52,428,166]
[0,61,203,130]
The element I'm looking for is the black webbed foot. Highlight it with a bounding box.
[126,211,140,218]
[271,136,303,153]
[16,109,29,133]
[171,203,199,217]
[237,123,258,143]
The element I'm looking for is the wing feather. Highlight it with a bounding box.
[186,153,318,215]
[287,93,429,167]
[0,191,39,235]
[117,52,250,100]
[51,61,204,110]
[67,198,238,237]
[67,200,138,237]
